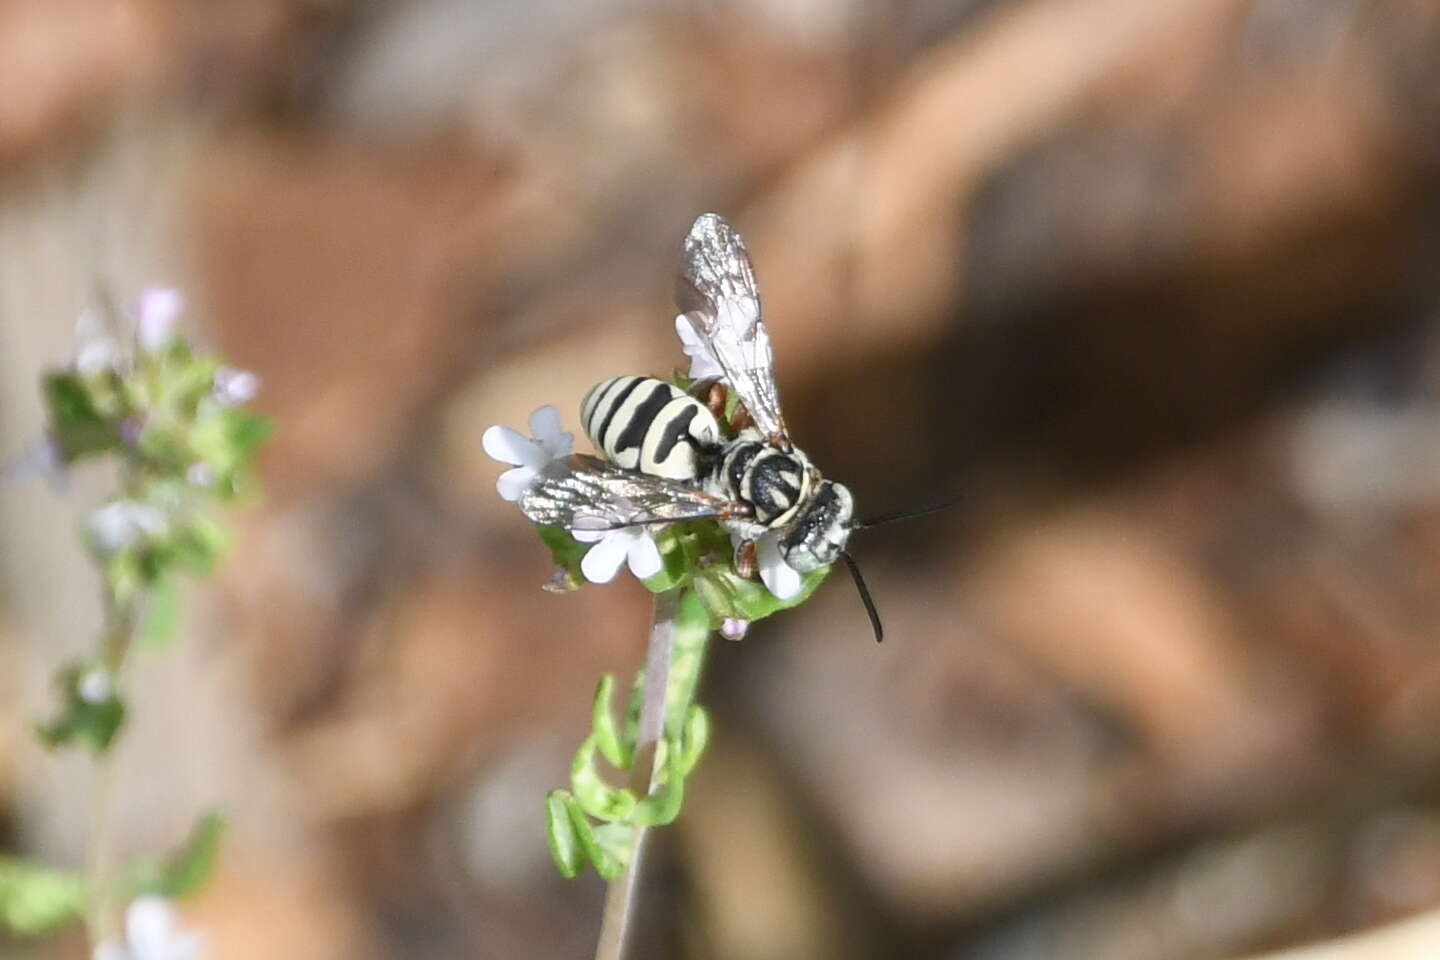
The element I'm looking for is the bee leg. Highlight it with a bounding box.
[703,381,728,421]
[733,538,758,579]
[730,405,754,435]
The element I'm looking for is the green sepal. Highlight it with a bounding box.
[41,372,116,462]
[545,791,585,879]
[0,858,84,937]
[162,358,222,412]
[128,813,225,898]
[591,675,632,771]
[641,525,695,593]
[570,736,636,822]
[536,525,588,591]
[34,664,126,754]
[691,561,830,626]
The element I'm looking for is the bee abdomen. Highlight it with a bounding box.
[581,375,721,480]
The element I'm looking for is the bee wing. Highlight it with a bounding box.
[676,213,789,447]
[519,454,739,531]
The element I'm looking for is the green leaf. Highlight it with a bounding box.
[0,858,84,937]
[129,813,226,898]
[545,792,584,879]
[35,665,126,755]
[138,576,182,649]
[165,517,230,576]
[223,411,270,459]
[567,802,629,880]
[591,675,632,771]
[41,373,116,461]
[570,736,636,822]
[677,706,709,777]
[631,740,686,828]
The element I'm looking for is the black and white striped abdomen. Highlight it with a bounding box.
[581,376,722,480]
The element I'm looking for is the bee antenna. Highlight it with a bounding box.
[841,552,883,643]
[856,493,965,530]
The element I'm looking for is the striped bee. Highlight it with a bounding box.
[520,213,880,639]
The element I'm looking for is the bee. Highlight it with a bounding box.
[519,213,882,640]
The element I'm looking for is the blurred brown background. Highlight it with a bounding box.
[3,0,1440,958]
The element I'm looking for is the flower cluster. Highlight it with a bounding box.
[17,289,269,755]
[19,289,268,602]
[484,314,825,619]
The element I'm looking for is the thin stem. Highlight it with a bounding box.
[83,587,135,950]
[595,589,679,960]
[84,750,119,947]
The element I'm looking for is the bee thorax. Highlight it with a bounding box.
[717,443,810,526]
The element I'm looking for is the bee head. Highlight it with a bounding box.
[780,480,854,573]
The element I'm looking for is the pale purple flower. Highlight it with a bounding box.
[86,500,167,556]
[721,618,749,640]
[482,405,574,501]
[212,367,259,407]
[93,897,204,960]
[137,288,183,353]
[675,314,725,381]
[572,525,663,584]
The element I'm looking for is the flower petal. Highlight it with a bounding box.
[757,533,803,600]
[482,425,534,467]
[496,467,536,502]
[93,942,129,960]
[76,337,123,376]
[528,405,560,444]
[126,897,180,953]
[137,288,183,352]
[571,528,606,543]
[581,532,630,584]
[626,530,662,579]
[675,314,725,381]
[213,366,260,406]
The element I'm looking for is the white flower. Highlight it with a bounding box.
[137,288,183,353]
[753,530,802,600]
[93,897,204,960]
[212,367,259,406]
[572,525,663,583]
[74,308,123,375]
[482,405,574,501]
[78,667,114,705]
[675,314,725,381]
[86,500,168,556]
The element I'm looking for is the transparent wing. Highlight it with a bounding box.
[519,454,740,531]
[676,213,789,446]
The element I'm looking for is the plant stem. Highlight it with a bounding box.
[595,589,678,960]
[84,587,135,950]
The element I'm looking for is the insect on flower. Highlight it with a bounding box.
[515,213,886,640]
